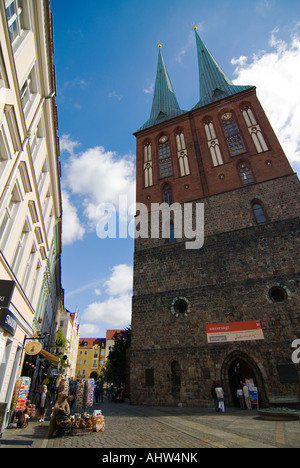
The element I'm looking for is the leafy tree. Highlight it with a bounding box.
[105,327,131,387]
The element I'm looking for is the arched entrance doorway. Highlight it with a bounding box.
[221,351,267,408]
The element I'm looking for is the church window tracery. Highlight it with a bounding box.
[221,112,246,156]
[203,119,223,167]
[159,136,173,178]
[143,142,153,188]
[241,105,269,154]
[175,130,190,176]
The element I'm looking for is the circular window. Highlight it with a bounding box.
[171,297,191,318]
[269,286,288,303]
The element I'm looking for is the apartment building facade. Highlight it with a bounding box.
[76,338,106,381]
[0,0,62,427]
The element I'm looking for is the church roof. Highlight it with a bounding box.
[193,28,254,109]
[135,31,254,134]
[136,46,186,133]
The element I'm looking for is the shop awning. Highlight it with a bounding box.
[39,349,60,366]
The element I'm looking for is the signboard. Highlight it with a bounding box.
[0,280,15,308]
[206,321,264,344]
[0,308,18,336]
[249,387,259,407]
[25,341,42,356]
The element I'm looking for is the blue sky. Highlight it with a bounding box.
[51,0,300,337]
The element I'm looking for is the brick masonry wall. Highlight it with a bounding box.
[131,215,300,407]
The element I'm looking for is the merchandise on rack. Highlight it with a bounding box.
[10,377,31,412]
[75,380,85,409]
[83,379,94,407]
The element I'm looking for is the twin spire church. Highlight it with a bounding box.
[130,28,300,408]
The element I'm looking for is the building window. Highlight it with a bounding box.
[143,142,153,188]
[159,136,172,178]
[241,105,269,153]
[145,369,155,387]
[20,65,38,117]
[239,163,254,185]
[221,112,246,156]
[252,201,268,224]
[164,185,173,205]
[204,119,223,167]
[5,0,24,43]
[176,131,190,176]
[269,286,288,303]
[11,218,30,276]
[0,45,8,88]
[0,183,22,251]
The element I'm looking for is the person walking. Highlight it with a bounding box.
[215,383,225,413]
[38,385,52,422]
[237,385,245,409]
[211,381,219,412]
[243,382,252,410]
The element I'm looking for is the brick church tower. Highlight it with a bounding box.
[130,28,300,408]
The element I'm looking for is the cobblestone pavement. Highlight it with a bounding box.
[1,399,300,449]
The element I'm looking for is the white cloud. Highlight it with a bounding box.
[143,84,154,95]
[108,90,123,101]
[104,264,133,296]
[61,190,85,245]
[60,134,81,156]
[232,30,300,167]
[63,145,136,226]
[79,323,101,338]
[81,264,133,332]
[82,294,132,327]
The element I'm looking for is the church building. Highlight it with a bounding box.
[130,27,300,407]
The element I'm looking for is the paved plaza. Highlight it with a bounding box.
[1,399,300,449]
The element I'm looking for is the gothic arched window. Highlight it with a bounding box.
[203,119,223,167]
[252,200,268,224]
[159,136,172,178]
[164,185,173,205]
[221,112,246,156]
[241,105,269,154]
[143,142,153,188]
[175,131,190,176]
[239,162,254,185]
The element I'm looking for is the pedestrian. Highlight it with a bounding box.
[99,383,104,402]
[215,383,225,413]
[243,382,252,410]
[38,385,52,422]
[95,383,101,403]
[237,385,245,409]
[211,381,219,412]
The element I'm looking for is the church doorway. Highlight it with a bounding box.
[221,351,267,408]
[228,359,257,407]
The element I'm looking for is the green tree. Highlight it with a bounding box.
[105,327,131,387]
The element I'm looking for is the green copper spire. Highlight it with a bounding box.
[136,45,185,132]
[193,27,253,109]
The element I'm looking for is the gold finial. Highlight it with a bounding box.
[192,23,197,31]
[158,42,162,49]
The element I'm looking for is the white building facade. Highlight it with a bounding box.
[0,0,61,430]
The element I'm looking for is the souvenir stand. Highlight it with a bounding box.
[72,379,105,433]
[11,377,31,412]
